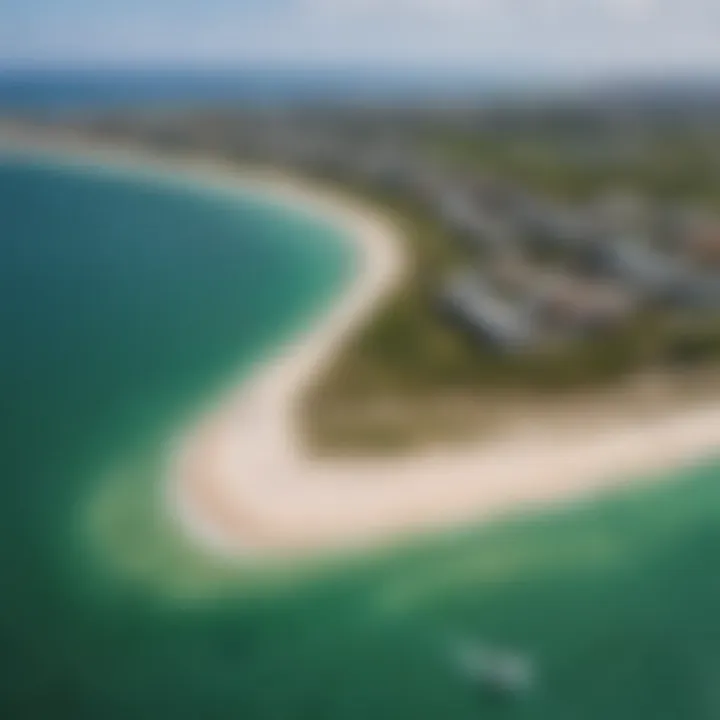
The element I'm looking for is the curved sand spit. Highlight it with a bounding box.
[2,128,720,559]
[161,162,720,559]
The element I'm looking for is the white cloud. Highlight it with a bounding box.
[606,0,658,19]
[294,0,663,21]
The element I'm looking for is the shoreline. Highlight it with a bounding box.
[3,125,720,559]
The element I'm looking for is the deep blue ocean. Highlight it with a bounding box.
[0,67,537,114]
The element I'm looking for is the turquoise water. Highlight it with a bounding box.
[2,155,720,720]
[0,155,357,706]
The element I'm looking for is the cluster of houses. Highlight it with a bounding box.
[434,183,720,351]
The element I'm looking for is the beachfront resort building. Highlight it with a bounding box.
[439,271,536,351]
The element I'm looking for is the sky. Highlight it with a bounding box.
[2,0,720,78]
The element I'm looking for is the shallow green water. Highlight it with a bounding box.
[1,155,720,720]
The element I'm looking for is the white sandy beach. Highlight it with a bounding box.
[3,125,720,559]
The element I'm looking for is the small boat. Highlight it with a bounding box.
[450,639,535,697]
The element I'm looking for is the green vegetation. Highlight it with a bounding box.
[424,122,720,204]
[302,170,720,454]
